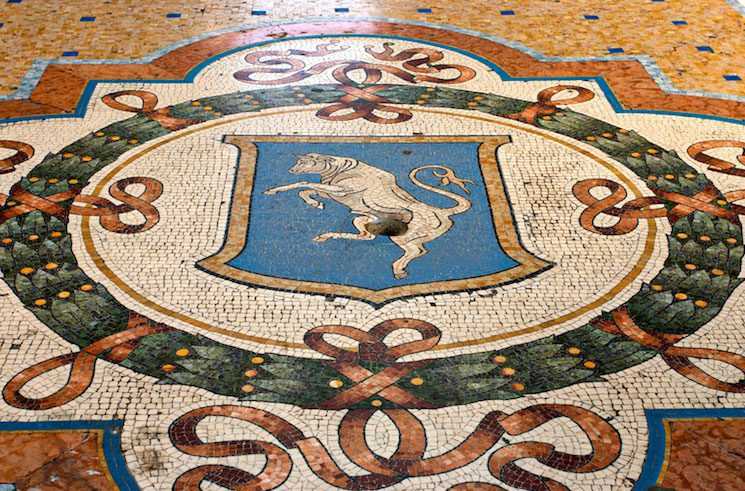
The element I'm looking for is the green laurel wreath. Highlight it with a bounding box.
[1,84,741,409]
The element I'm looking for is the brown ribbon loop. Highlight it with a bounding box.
[235,42,350,84]
[233,41,476,125]
[365,42,477,83]
[573,177,744,235]
[3,314,169,410]
[572,178,667,235]
[171,402,620,491]
[536,85,596,107]
[101,90,160,113]
[596,308,745,393]
[0,177,162,234]
[2,352,96,411]
[71,176,162,233]
[0,183,77,224]
[687,140,745,177]
[315,85,414,124]
[102,90,196,131]
[304,319,440,409]
[170,405,301,491]
[0,140,34,174]
[494,404,621,474]
[662,348,745,393]
[508,85,595,124]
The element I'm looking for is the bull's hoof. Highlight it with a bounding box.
[394,271,408,279]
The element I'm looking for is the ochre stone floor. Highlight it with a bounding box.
[1,2,745,490]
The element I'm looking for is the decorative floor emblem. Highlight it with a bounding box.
[198,135,550,303]
[4,20,745,490]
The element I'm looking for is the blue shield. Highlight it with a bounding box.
[198,136,549,303]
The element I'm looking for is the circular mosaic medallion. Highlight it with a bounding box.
[2,35,743,412]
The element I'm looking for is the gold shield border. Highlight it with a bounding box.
[197,135,551,304]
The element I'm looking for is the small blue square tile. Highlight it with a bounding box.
[652,0,665,2]
[7,0,22,4]
[672,20,688,25]
[335,7,349,12]
[251,10,266,15]
[500,10,515,15]
[62,51,79,57]
[417,8,432,13]
[584,14,599,20]
[0,23,4,28]
[696,45,714,52]
[607,47,624,54]
[166,13,181,18]
[80,16,96,22]
[724,74,742,81]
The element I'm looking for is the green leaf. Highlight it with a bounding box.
[11,242,40,269]
[20,211,47,237]
[252,379,309,395]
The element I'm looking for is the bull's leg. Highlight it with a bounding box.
[298,189,324,209]
[313,216,376,243]
[391,240,428,279]
[264,181,312,195]
[264,182,347,196]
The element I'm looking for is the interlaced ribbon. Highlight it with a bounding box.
[304,318,440,409]
[594,308,745,392]
[0,183,77,222]
[572,178,667,235]
[315,83,415,124]
[234,42,349,82]
[233,41,475,124]
[0,140,34,174]
[3,313,170,410]
[0,177,162,233]
[687,140,745,177]
[170,401,621,491]
[71,177,162,233]
[572,178,742,235]
[167,319,621,490]
[365,42,477,83]
[574,139,745,236]
[101,90,197,131]
[506,85,595,124]
[571,139,745,390]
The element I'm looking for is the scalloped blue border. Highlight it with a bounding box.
[0,419,139,490]
[636,408,745,490]
[1,24,744,126]
[3,15,745,105]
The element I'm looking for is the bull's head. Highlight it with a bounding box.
[289,153,336,174]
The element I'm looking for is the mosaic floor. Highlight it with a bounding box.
[1,2,745,490]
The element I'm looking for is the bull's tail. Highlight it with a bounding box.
[409,165,472,215]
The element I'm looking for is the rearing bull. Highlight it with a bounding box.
[264,152,473,279]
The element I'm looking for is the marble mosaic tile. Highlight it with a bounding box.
[0,12,745,491]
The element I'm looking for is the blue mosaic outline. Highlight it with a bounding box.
[0,419,139,491]
[0,16,744,126]
[636,407,745,490]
